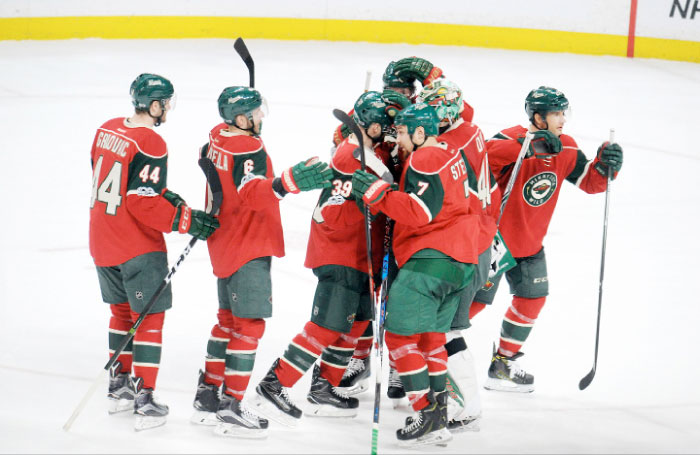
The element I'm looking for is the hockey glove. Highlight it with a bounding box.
[172,206,220,240]
[280,157,333,193]
[518,130,562,157]
[594,142,623,177]
[162,189,186,208]
[393,57,443,86]
[352,170,393,206]
[382,89,412,118]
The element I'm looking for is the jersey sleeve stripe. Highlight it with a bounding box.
[409,193,433,223]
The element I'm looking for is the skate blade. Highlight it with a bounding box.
[190,410,219,426]
[107,398,133,414]
[250,394,300,428]
[304,403,358,418]
[398,428,453,449]
[336,379,369,396]
[214,422,268,439]
[483,378,534,393]
[134,415,167,431]
[447,417,481,433]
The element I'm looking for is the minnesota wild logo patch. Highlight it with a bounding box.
[523,172,557,207]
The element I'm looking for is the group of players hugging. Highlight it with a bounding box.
[89,55,623,447]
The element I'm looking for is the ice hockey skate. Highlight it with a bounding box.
[483,345,535,393]
[133,377,169,431]
[305,364,359,417]
[336,357,370,396]
[107,360,135,414]
[251,360,302,427]
[396,391,452,448]
[387,366,406,408]
[191,370,221,425]
[214,393,269,439]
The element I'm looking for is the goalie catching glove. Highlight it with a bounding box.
[172,205,219,240]
[594,141,623,178]
[351,169,394,206]
[277,157,333,194]
[393,56,444,87]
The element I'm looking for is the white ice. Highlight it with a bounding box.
[1,38,699,454]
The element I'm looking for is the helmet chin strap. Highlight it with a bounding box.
[149,100,166,127]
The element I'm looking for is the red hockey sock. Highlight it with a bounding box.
[351,321,373,360]
[109,303,133,373]
[130,310,165,390]
[224,316,266,400]
[321,320,369,386]
[419,332,447,392]
[385,331,430,411]
[498,296,546,357]
[469,301,487,319]
[204,309,233,387]
[277,321,341,388]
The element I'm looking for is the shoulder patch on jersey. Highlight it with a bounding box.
[522,171,558,207]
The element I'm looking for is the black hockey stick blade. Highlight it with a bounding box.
[198,156,224,214]
[333,108,368,168]
[234,37,255,88]
[578,369,595,390]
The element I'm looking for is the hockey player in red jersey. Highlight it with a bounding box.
[413,78,501,431]
[352,103,488,448]
[250,91,394,428]
[469,86,624,393]
[190,86,333,438]
[90,73,219,431]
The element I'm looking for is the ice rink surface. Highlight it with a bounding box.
[1,38,699,453]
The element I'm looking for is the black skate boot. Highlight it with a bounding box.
[133,377,169,431]
[107,360,135,414]
[214,393,269,439]
[191,370,221,425]
[251,359,302,427]
[387,366,406,407]
[337,357,370,396]
[306,364,359,417]
[396,391,452,448]
[483,344,535,393]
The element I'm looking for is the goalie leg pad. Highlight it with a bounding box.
[444,331,481,425]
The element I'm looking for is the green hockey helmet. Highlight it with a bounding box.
[130,73,175,111]
[418,79,463,124]
[525,86,570,124]
[217,86,266,126]
[352,91,393,133]
[382,61,415,89]
[395,103,440,137]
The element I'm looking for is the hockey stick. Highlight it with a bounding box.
[332,108,388,455]
[234,37,255,88]
[62,157,223,431]
[497,131,533,225]
[579,128,615,391]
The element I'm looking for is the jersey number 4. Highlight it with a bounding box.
[90,155,122,215]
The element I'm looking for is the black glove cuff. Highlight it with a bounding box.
[272,177,289,198]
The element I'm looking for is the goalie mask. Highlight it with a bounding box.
[525,86,570,125]
[418,79,463,125]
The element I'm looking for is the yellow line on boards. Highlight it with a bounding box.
[0,16,697,64]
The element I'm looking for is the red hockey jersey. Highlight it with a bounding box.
[374,141,484,268]
[488,125,609,258]
[305,136,390,273]
[89,118,178,267]
[204,123,285,278]
[438,118,499,253]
